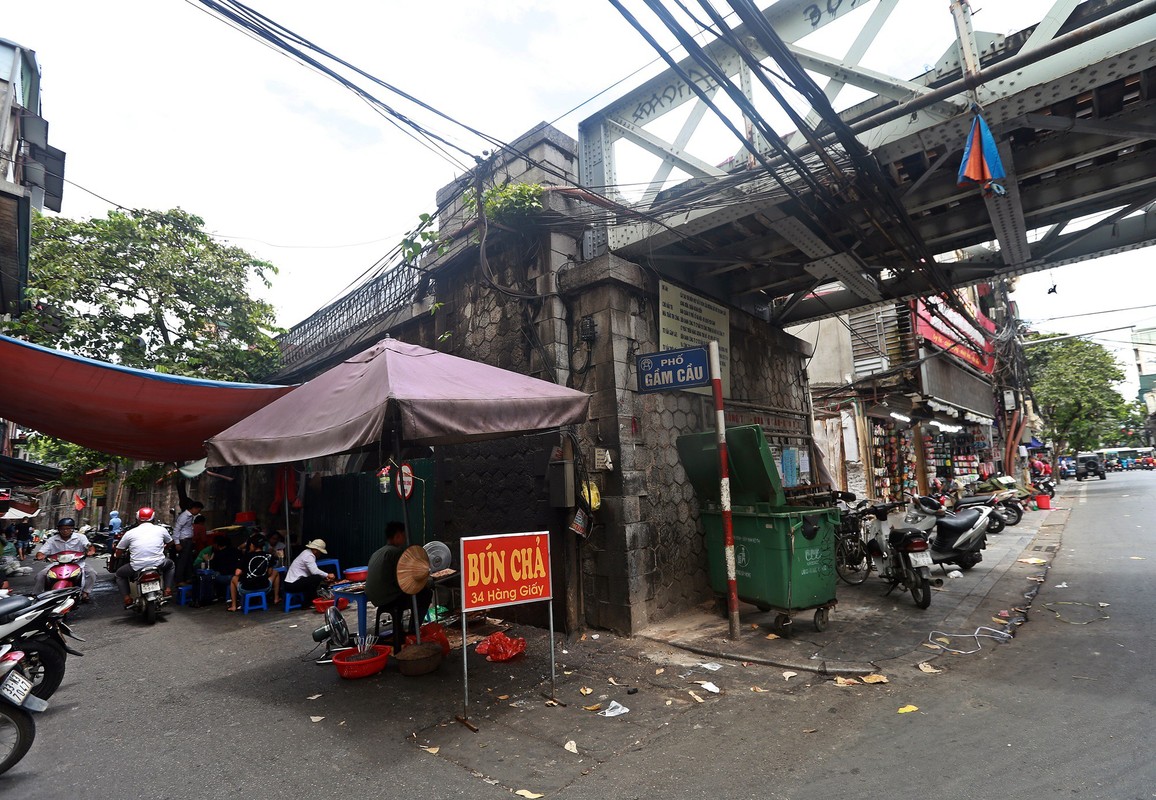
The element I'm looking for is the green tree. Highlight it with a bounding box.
[11,208,282,381]
[1025,333,1127,453]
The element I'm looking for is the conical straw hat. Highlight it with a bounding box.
[396,545,431,595]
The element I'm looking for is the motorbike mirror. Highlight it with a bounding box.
[837,491,857,502]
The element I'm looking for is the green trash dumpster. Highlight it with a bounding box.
[677,425,838,633]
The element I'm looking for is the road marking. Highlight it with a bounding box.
[1078,484,1087,505]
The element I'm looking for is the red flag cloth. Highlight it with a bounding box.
[73,492,86,511]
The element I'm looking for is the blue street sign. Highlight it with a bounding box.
[636,346,710,393]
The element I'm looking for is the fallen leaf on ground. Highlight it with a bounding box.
[1018,557,1047,565]
[497,695,509,700]
[655,668,665,675]
[666,700,672,705]
[834,676,859,686]
[750,686,769,693]
[580,634,588,641]
[563,670,574,675]
[688,690,705,703]
[579,687,593,696]
[782,671,797,681]
[934,637,951,645]
[750,623,760,629]
[862,674,889,684]
[1130,556,1146,560]
[307,694,322,700]
[515,791,544,799]
[419,745,440,754]
[803,728,817,734]
[992,617,1009,625]
[544,699,559,707]
[918,662,943,674]
[608,677,623,686]
[897,705,919,714]
[583,703,602,712]
[921,642,943,650]
[310,716,324,723]
[564,740,579,754]
[765,633,781,640]
[741,661,754,667]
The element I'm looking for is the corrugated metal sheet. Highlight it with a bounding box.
[849,303,914,379]
[302,458,437,570]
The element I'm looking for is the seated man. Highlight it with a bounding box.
[113,507,176,608]
[206,534,243,604]
[282,539,334,602]
[228,533,281,611]
[34,517,98,602]
[365,521,432,653]
[264,530,287,567]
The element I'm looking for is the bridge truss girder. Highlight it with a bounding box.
[579,0,1156,325]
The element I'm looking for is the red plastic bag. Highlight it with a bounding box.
[405,622,451,657]
[474,631,526,662]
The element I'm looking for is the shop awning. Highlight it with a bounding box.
[0,453,61,487]
[0,334,296,462]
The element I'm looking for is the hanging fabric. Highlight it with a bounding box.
[958,112,1006,196]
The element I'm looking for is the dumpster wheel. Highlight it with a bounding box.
[813,607,830,632]
[772,613,792,636]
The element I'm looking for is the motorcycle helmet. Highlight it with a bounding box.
[56,517,76,529]
[137,507,156,522]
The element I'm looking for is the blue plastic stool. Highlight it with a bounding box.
[239,588,268,614]
[315,558,341,579]
[283,591,305,612]
[176,585,193,606]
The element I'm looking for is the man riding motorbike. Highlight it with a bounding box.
[33,517,97,602]
[112,507,176,609]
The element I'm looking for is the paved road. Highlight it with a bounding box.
[2,473,1151,799]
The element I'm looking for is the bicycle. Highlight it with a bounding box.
[833,493,871,586]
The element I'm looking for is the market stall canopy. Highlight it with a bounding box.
[0,334,296,462]
[1,505,39,520]
[206,338,590,466]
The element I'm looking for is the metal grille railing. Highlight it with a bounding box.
[277,265,424,372]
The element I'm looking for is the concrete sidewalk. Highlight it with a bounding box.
[636,492,1070,676]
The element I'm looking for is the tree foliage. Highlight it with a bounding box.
[1025,333,1127,452]
[11,208,282,381]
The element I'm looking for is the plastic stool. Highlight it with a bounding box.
[239,588,268,614]
[284,591,305,612]
[176,585,193,606]
[315,558,341,579]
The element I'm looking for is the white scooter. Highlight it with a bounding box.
[896,494,991,572]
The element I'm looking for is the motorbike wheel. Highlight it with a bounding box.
[19,638,66,700]
[0,704,35,776]
[145,599,158,625]
[1000,502,1024,527]
[835,536,870,585]
[906,561,932,609]
[986,512,1006,534]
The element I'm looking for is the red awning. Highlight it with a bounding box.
[0,334,295,462]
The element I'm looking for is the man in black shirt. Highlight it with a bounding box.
[228,534,279,611]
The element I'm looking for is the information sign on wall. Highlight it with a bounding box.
[460,531,552,611]
[659,281,730,396]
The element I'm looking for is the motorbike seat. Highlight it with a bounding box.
[0,594,34,624]
[954,494,994,507]
[937,507,984,534]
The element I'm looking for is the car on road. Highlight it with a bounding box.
[1076,452,1106,481]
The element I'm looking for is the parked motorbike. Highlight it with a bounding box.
[898,495,990,571]
[126,565,168,624]
[0,587,83,700]
[0,643,49,775]
[859,499,934,609]
[1032,476,1057,499]
[933,481,1018,533]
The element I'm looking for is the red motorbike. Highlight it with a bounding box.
[43,550,87,592]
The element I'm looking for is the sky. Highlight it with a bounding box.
[5,1,1151,396]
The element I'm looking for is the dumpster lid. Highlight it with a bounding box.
[676,425,785,507]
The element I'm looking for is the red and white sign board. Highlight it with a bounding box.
[395,462,414,500]
[460,531,552,611]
